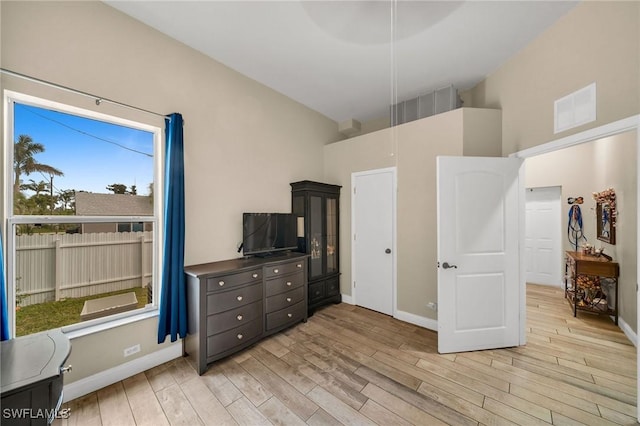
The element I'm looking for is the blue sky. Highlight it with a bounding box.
[14,103,154,196]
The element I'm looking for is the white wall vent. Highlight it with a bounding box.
[554,82,596,134]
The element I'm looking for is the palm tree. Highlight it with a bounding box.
[57,189,75,211]
[14,134,63,198]
[20,179,50,196]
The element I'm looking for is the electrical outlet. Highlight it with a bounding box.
[123,344,141,357]
[426,302,438,311]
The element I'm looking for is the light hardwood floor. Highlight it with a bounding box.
[56,284,637,425]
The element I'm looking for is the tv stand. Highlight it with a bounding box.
[184,252,308,374]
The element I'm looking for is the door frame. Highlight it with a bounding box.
[351,167,397,316]
[510,114,640,421]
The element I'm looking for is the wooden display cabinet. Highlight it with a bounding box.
[291,181,341,314]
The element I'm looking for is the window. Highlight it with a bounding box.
[4,91,163,337]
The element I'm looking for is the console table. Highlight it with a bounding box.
[564,251,619,324]
[1,329,72,425]
[184,252,308,375]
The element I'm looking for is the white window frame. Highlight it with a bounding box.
[3,90,164,337]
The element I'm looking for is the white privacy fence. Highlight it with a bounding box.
[15,231,153,306]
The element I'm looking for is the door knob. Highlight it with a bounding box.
[442,262,457,269]
[385,248,391,254]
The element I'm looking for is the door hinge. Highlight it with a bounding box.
[353,187,356,195]
[353,234,356,241]
[353,281,356,288]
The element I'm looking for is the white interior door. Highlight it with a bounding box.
[352,168,396,316]
[525,186,562,287]
[437,156,524,353]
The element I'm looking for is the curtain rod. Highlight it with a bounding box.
[1,68,169,119]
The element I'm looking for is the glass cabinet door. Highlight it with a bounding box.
[326,196,338,274]
[309,195,324,278]
[292,195,305,253]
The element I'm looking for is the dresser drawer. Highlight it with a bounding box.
[264,260,305,279]
[265,286,305,313]
[266,300,305,331]
[206,301,262,336]
[265,271,304,297]
[207,269,261,292]
[207,318,262,358]
[207,283,262,314]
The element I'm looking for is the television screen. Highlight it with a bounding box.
[242,213,298,256]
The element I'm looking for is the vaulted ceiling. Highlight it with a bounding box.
[105,1,578,123]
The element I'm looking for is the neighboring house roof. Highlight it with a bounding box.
[75,192,153,216]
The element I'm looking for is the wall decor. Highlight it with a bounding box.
[593,188,616,245]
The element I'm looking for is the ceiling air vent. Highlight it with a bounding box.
[554,82,596,134]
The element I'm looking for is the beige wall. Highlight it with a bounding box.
[526,131,637,332]
[1,1,340,385]
[324,108,501,320]
[466,1,640,155]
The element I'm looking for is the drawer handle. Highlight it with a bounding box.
[286,297,292,302]
[237,334,243,340]
[286,281,292,286]
[287,313,293,318]
[252,273,258,278]
[237,296,243,301]
[237,314,243,321]
[274,269,279,274]
[61,364,72,374]
[218,280,225,287]
[296,264,302,268]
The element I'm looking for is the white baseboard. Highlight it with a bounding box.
[340,293,354,304]
[63,343,182,402]
[618,316,638,347]
[394,310,438,332]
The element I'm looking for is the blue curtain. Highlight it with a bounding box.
[1,229,9,341]
[158,113,187,343]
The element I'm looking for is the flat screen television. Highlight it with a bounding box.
[242,213,298,257]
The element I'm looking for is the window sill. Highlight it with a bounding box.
[62,306,159,340]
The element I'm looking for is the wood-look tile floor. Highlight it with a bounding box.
[56,284,637,425]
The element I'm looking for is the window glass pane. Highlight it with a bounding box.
[13,103,154,215]
[8,95,160,337]
[14,222,153,336]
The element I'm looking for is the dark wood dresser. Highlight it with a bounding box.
[184,252,308,374]
[1,329,72,425]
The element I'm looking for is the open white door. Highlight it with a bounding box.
[437,156,524,353]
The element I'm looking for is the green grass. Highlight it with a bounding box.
[16,287,148,336]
